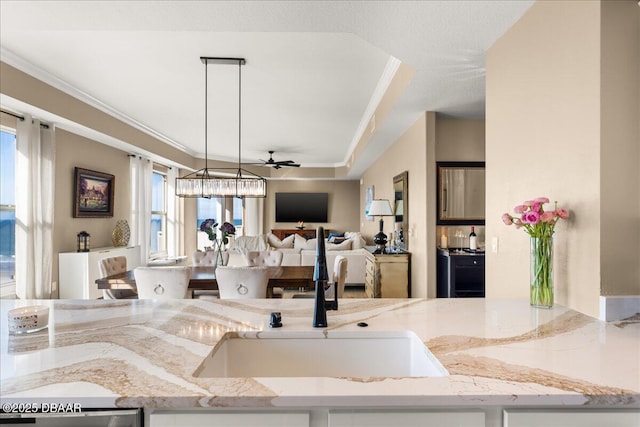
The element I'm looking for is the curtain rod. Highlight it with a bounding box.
[1,108,50,129]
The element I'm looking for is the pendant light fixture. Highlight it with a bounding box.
[176,57,266,198]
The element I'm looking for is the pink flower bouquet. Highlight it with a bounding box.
[502,197,570,308]
[502,197,569,238]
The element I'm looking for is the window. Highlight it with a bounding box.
[0,129,16,285]
[233,197,244,236]
[196,197,244,251]
[150,171,167,256]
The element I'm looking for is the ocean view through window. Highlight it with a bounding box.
[197,197,243,251]
[0,129,16,285]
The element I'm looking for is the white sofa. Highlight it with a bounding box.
[225,232,367,286]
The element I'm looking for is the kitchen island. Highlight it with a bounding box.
[1,298,638,426]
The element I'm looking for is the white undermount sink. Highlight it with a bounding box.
[193,330,449,378]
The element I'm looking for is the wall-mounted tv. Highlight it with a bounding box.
[275,192,328,223]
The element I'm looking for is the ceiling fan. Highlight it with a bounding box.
[256,151,301,169]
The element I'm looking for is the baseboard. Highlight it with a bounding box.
[599,295,640,322]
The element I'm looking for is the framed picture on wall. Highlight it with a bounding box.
[365,185,374,221]
[73,167,115,218]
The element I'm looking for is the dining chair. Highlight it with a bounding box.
[292,255,347,300]
[325,255,348,300]
[215,266,270,299]
[99,256,138,299]
[191,250,229,300]
[133,266,191,299]
[192,250,229,267]
[244,250,284,298]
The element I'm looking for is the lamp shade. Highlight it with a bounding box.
[367,199,394,216]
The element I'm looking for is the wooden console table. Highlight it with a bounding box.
[271,229,329,240]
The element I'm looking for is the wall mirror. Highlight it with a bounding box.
[393,171,408,250]
[436,162,485,225]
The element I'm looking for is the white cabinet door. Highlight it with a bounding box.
[59,246,140,299]
[329,410,485,427]
[150,411,309,427]
[503,409,640,427]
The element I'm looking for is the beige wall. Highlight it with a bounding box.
[486,0,639,318]
[600,0,640,295]
[264,180,360,234]
[436,118,485,162]
[361,112,434,298]
[435,118,486,248]
[52,129,132,296]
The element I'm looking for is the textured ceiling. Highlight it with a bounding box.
[0,1,534,175]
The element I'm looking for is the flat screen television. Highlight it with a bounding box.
[275,192,328,223]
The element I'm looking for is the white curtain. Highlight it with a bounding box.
[130,156,152,264]
[15,115,55,299]
[165,167,179,257]
[243,197,264,236]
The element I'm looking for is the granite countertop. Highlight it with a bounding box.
[0,298,638,409]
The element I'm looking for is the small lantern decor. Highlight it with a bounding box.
[77,231,90,252]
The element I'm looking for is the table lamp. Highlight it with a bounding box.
[367,199,394,253]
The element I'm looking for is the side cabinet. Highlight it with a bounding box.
[437,249,485,298]
[365,251,410,298]
[329,410,485,427]
[58,246,140,299]
[503,409,640,427]
[150,411,309,426]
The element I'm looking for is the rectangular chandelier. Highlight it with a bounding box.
[176,56,267,199]
[176,168,266,198]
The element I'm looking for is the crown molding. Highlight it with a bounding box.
[0,48,195,157]
[342,55,401,166]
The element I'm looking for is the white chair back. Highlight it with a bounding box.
[326,255,348,300]
[192,250,229,266]
[215,266,270,299]
[99,256,137,299]
[244,250,283,267]
[134,266,191,299]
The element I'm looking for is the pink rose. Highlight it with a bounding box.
[534,197,550,204]
[556,208,570,220]
[514,218,523,229]
[502,213,513,225]
[540,212,555,223]
[514,205,528,214]
[532,202,541,213]
[522,211,540,224]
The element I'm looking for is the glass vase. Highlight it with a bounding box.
[530,235,554,308]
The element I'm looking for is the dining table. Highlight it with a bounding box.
[95,265,316,298]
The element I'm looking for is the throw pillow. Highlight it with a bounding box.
[326,239,352,251]
[344,231,366,249]
[267,233,295,249]
[294,234,317,250]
